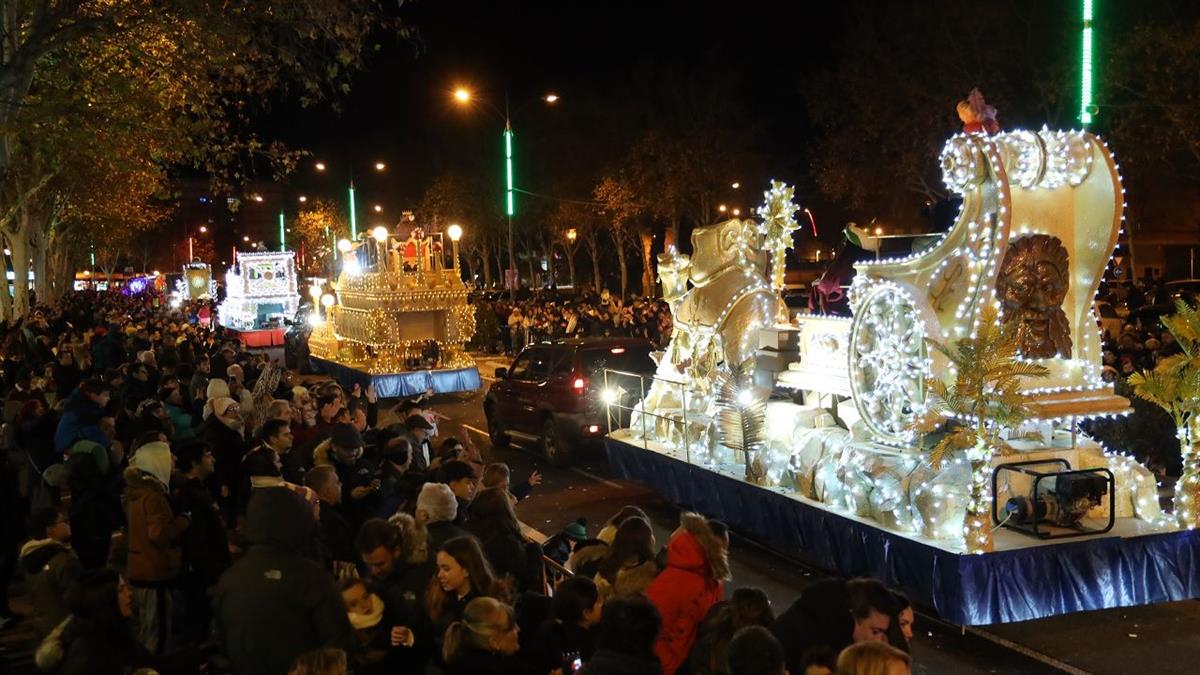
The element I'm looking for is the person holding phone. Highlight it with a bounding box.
[528,577,602,673]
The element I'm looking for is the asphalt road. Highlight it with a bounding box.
[404,358,1200,675]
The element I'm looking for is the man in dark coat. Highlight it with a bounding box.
[769,577,897,675]
[172,441,230,641]
[214,483,353,675]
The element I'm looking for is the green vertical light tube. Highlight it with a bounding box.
[348,182,358,239]
[279,210,286,252]
[1080,0,1094,126]
[504,127,515,216]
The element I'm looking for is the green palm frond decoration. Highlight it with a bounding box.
[715,364,768,484]
[1129,299,1200,527]
[913,305,1049,468]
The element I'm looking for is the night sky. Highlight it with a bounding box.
[264,0,841,226]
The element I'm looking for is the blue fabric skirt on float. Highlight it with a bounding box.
[604,436,1200,625]
[310,355,481,398]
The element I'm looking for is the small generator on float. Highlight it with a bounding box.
[991,459,1115,540]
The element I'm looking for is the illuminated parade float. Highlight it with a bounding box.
[307,225,481,397]
[604,95,1200,625]
[217,250,300,347]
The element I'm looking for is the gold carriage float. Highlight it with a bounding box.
[307,226,480,397]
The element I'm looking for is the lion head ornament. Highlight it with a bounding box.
[995,234,1071,358]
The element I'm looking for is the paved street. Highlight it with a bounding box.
[413,358,1200,675]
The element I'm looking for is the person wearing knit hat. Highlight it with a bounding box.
[204,378,231,418]
[202,394,251,518]
[123,441,190,653]
[415,482,468,553]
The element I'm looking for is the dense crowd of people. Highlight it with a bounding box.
[0,288,916,675]
[474,289,674,354]
[1096,279,1190,380]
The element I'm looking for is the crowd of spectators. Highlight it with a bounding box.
[473,288,674,354]
[1096,279,1190,381]
[0,288,915,675]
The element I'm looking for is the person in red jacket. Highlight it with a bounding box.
[645,513,730,675]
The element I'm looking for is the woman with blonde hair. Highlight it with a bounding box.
[835,640,911,675]
[443,597,539,674]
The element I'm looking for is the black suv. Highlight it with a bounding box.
[484,337,656,465]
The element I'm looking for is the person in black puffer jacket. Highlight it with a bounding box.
[213,484,353,675]
[579,596,662,675]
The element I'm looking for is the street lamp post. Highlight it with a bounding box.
[453,87,557,300]
[447,223,463,274]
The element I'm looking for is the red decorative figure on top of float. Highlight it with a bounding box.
[956,88,999,135]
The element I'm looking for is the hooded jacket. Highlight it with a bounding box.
[214,486,353,675]
[645,513,730,675]
[54,389,108,452]
[123,464,190,584]
[19,539,82,639]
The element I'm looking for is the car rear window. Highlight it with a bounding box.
[579,346,655,376]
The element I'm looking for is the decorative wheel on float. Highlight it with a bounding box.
[848,283,932,447]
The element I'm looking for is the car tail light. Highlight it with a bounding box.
[572,376,587,393]
[610,347,625,354]
[586,424,601,433]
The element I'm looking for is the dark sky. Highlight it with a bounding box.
[265,0,842,224]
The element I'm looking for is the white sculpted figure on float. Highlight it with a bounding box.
[633,218,777,458]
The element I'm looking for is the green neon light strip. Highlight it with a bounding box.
[505,129,514,216]
[279,211,286,252]
[1081,0,1094,125]
[348,184,358,239]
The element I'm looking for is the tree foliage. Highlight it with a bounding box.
[915,306,1049,468]
[294,199,350,276]
[0,0,402,318]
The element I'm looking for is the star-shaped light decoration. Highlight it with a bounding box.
[755,180,801,321]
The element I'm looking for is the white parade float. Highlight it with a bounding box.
[606,95,1194,624]
[217,250,300,346]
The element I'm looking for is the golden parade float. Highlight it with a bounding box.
[605,93,1199,625]
[307,224,480,397]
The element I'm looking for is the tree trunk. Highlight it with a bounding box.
[665,204,680,252]
[31,220,48,302]
[0,233,12,324]
[545,243,556,289]
[9,213,32,319]
[480,241,493,287]
[1175,424,1200,529]
[965,456,995,553]
[464,255,478,288]
[587,238,601,292]
[639,231,655,296]
[565,245,577,289]
[494,250,505,288]
[615,245,629,299]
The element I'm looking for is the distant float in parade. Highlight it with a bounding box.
[307,224,480,397]
[217,250,300,347]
